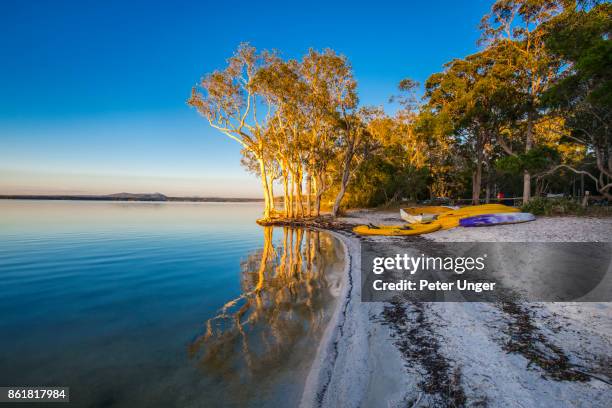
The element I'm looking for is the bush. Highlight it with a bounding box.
[521,197,585,216]
[521,197,551,215]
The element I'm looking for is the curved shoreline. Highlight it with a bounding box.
[299,230,355,407]
[297,224,412,408]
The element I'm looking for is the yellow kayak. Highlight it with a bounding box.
[353,222,441,236]
[401,206,457,215]
[436,204,519,229]
[449,204,519,214]
[356,204,521,234]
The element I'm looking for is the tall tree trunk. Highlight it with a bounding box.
[314,174,323,217]
[472,132,486,205]
[472,156,483,205]
[332,142,354,217]
[282,168,289,217]
[296,166,304,217]
[288,171,294,218]
[306,173,312,217]
[535,177,544,197]
[258,158,272,220]
[267,173,275,214]
[293,173,300,218]
[523,113,534,204]
[523,171,531,203]
[607,144,612,176]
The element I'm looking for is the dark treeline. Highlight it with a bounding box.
[189,0,610,219]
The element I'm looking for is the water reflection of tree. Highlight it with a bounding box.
[189,226,342,382]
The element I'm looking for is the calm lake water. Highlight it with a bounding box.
[0,200,344,407]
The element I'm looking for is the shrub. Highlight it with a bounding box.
[521,197,585,216]
[521,197,551,215]
[551,198,586,215]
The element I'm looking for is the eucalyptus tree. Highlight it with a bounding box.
[412,101,462,199]
[480,0,565,203]
[424,58,487,204]
[393,79,430,170]
[331,106,377,217]
[255,57,307,217]
[213,47,364,219]
[542,1,611,198]
[188,44,277,219]
[343,107,432,207]
[255,50,348,218]
[320,57,361,217]
[423,50,519,204]
[343,80,433,205]
[300,49,360,217]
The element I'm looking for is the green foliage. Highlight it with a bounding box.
[495,155,523,175]
[521,197,552,215]
[521,197,585,216]
[541,3,611,199]
[496,146,560,175]
[343,156,429,208]
[544,2,611,108]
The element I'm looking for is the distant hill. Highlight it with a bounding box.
[0,193,263,202]
[105,192,168,201]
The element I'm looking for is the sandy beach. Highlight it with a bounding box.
[4,1,611,406]
[301,211,612,408]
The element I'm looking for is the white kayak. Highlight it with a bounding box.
[399,209,438,224]
[399,206,458,224]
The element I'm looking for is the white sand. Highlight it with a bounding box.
[300,230,415,408]
[301,212,612,408]
[428,216,612,242]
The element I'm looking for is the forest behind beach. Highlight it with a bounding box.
[188,0,611,219]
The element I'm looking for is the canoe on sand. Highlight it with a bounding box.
[446,204,519,215]
[401,205,458,216]
[436,204,520,229]
[459,212,535,227]
[356,204,522,235]
[400,204,517,224]
[399,209,438,224]
[353,222,441,236]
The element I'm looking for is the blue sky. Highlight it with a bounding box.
[0,0,491,196]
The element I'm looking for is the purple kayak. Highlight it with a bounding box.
[459,212,536,227]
